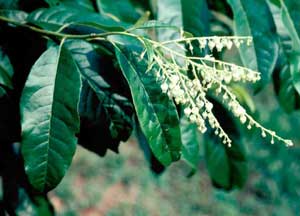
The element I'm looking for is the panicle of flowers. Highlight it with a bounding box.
[190,55,260,84]
[143,35,293,147]
[161,36,253,52]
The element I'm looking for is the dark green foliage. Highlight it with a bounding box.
[269,0,300,112]
[78,79,133,156]
[66,39,134,156]
[135,117,165,174]
[205,99,248,190]
[21,43,81,193]
[180,116,200,171]
[114,37,182,166]
[227,0,279,89]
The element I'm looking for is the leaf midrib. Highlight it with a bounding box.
[115,45,173,162]
[234,0,259,70]
[41,44,63,191]
[279,0,300,51]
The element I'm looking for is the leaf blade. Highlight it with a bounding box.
[65,40,134,146]
[156,0,210,40]
[96,0,141,23]
[114,39,182,166]
[227,0,279,87]
[27,6,128,32]
[180,116,200,170]
[204,99,248,190]
[20,43,81,192]
[0,47,14,89]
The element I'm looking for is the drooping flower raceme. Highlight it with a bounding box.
[142,35,293,147]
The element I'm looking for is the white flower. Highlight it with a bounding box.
[216,40,224,52]
[151,35,292,147]
[247,38,253,46]
[223,93,229,100]
[224,74,232,83]
[240,115,247,124]
[232,104,245,117]
[208,40,216,50]
[184,107,192,116]
[170,75,179,83]
[197,99,204,108]
[199,126,207,133]
[206,102,213,111]
[234,39,241,48]
[226,40,233,49]
[204,54,214,60]
[192,107,199,114]
[199,39,206,49]
[285,140,293,147]
[161,82,168,93]
[232,67,244,81]
[189,114,197,122]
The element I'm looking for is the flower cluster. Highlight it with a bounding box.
[198,55,261,83]
[162,36,253,53]
[144,35,293,147]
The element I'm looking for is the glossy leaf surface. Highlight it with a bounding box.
[0,47,14,89]
[228,0,279,87]
[114,38,182,166]
[27,6,128,32]
[205,99,248,190]
[180,116,200,170]
[20,43,81,192]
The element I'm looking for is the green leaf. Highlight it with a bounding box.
[290,54,300,95]
[44,0,60,7]
[230,85,256,113]
[0,47,14,89]
[269,0,280,7]
[135,117,165,174]
[156,0,182,41]
[132,11,150,28]
[65,39,133,144]
[96,0,141,23]
[180,116,200,170]
[268,0,300,111]
[20,43,81,192]
[227,0,279,88]
[180,0,210,36]
[268,0,300,52]
[0,0,19,9]
[155,0,210,41]
[130,20,179,31]
[277,64,300,113]
[278,0,300,51]
[27,6,128,32]
[205,139,248,189]
[114,38,182,166]
[205,99,248,190]
[268,2,292,55]
[141,38,155,63]
[16,189,54,216]
[0,85,6,96]
[59,0,96,11]
[0,9,28,23]
[78,80,132,156]
[64,40,111,90]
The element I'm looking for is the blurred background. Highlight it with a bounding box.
[50,87,300,216]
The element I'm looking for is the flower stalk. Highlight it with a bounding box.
[143,35,293,147]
